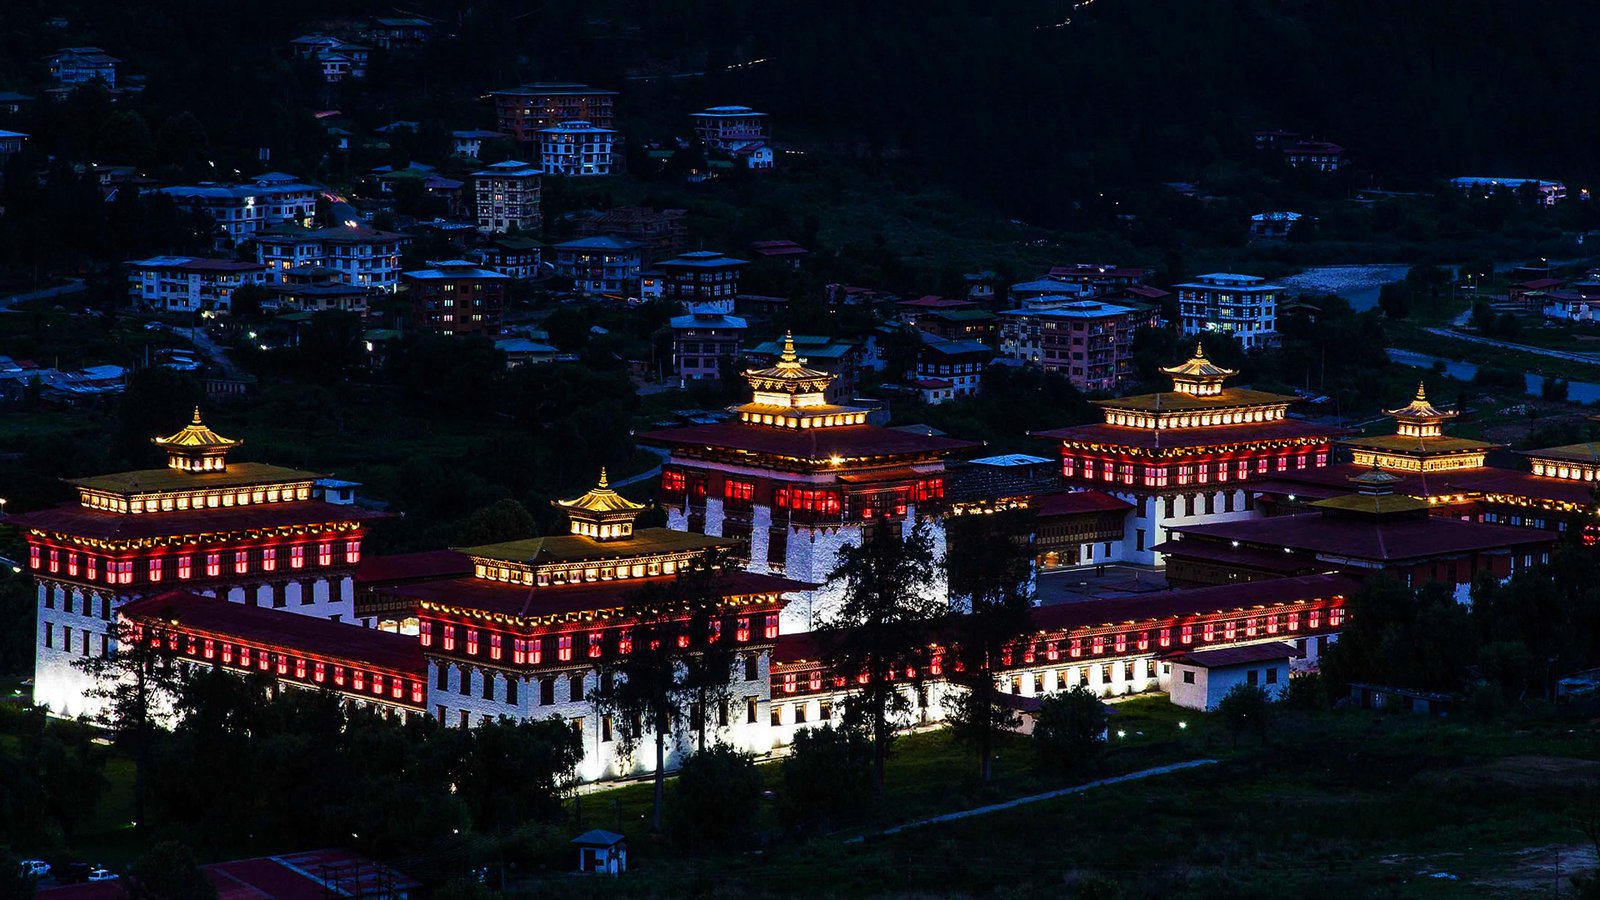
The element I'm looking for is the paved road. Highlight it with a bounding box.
[0,280,85,311]
[1422,327,1600,366]
[859,758,1219,840]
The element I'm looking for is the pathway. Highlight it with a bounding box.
[610,447,668,489]
[0,279,85,312]
[855,758,1219,841]
[1421,327,1600,366]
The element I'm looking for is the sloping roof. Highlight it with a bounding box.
[355,550,472,586]
[1035,490,1135,517]
[638,422,979,461]
[393,570,814,620]
[1173,642,1302,668]
[120,592,422,673]
[1036,419,1340,450]
[457,528,726,565]
[8,500,386,542]
[153,407,240,451]
[1030,574,1363,632]
[67,461,322,495]
[1166,512,1556,562]
[554,469,646,515]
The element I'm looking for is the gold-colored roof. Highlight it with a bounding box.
[1349,466,1403,491]
[1385,383,1456,422]
[1522,443,1600,464]
[1160,344,1236,381]
[554,469,646,516]
[68,461,323,495]
[152,408,242,451]
[1342,434,1496,454]
[1310,493,1431,515]
[743,332,835,391]
[1096,388,1295,413]
[457,528,728,565]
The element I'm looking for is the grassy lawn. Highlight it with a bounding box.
[538,701,1600,898]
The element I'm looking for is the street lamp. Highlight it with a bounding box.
[0,497,8,516]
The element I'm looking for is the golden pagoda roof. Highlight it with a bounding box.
[1385,383,1455,422]
[554,469,646,516]
[1160,344,1236,381]
[1349,465,1403,491]
[152,408,241,451]
[743,332,835,392]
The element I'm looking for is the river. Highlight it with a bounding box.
[1386,348,1600,404]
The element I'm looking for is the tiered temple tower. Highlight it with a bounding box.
[1034,344,1343,564]
[639,334,977,631]
[1343,383,1495,473]
[12,409,383,716]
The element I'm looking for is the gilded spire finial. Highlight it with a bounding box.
[192,406,204,425]
[1415,382,1428,402]
[597,467,609,489]
[1193,342,1206,359]
[781,331,797,361]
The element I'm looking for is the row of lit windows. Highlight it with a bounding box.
[1063,450,1327,485]
[142,625,423,706]
[1103,407,1285,429]
[473,555,679,586]
[33,540,358,582]
[772,607,1344,696]
[420,614,781,661]
[81,483,314,514]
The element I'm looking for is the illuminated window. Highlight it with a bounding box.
[589,632,603,658]
[420,621,433,647]
[1288,612,1300,632]
[1069,638,1082,658]
[512,638,526,664]
[529,637,543,664]
[203,639,214,660]
[1203,622,1216,642]
[783,672,797,694]
[490,633,502,660]
[205,553,221,577]
[67,553,79,576]
[442,625,456,651]
[558,635,573,661]
[1136,632,1149,651]
[178,555,192,579]
[276,654,288,675]
[1309,609,1321,629]
[295,658,307,679]
[1114,633,1127,653]
[314,661,325,682]
[808,670,822,691]
[239,646,251,667]
[764,615,779,640]
[222,643,233,664]
[723,479,755,508]
[618,630,633,654]
[372,674,384,696]
[345,540,361,564]
[28,547,38,569]
[148,559,162,582]
[662,469,687,493]
[263,548,276,571]
[736,617,751,642]
[291,546,305,569]
[1181,624,1193,644]
[1329,607,1344,627]
[353,669,365,691]
[87,557,98,580]
[234,550,249,574]
[48,549,59,573]
[466,629,479,655]
[317,543,332,566]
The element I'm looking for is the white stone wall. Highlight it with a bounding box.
[1117,488,1258,566]
[427,649,778,783]
[1170,660,1290,711]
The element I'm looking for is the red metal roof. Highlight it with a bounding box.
[1172,641,1303,668]
[1167,512,1555,562]
[9,501,388,541]
[638,422,980,460]
[1035,419,1342,449]
[119,591,423,674]
[392,570,815,620]
[1030,574,1362,632]
[355,549,472,585]
[1035,490,1135,517]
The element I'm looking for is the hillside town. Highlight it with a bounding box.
[6,2,1600,898]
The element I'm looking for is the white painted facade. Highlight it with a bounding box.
[1114,487,1260,566]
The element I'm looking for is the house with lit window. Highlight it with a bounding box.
[0,130,27,159]
[538,121,618,177]
[996,299,1154,390]
[470,236,544,280]
[287,35,370,82]
[160,177,320,246]
[44,47,119,88]
[402,260,509,336]
[491,83,618,150]
[126,256,268,315]
[551,235,642,296]
[912,333,992,404]
[1282,140,1345,172]
[473,160,542,234]
[671,309,747,386]
[657,251,747,312]
[691,106,773,170]
[10,410,384,718]
[1174,273,1280,349]
[255,223,410,292]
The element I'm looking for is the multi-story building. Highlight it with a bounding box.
[690,106,772,170]
[574,207,686,267]
[160,177,320,245]
[0,130,27,158]
[367,17,434,49]
[45,47,119,89]
[470,236,543,280]
[743,335,861,406]
[126,256,267,314]
[1282,140,1345,172]
[402,260,509,336]
[996,299,1155,391]
[913,334,992,404]
[266,266,374,315]
[491,83,618,148]
[1033,345,1343,565]
[12,410,383,717]
[1174,273,1281,349]
[1044,264,1152,293]
[671,310,748,386]
[913,309,998,345]
[255,224,410,292]
[287,35,370,82]
[640,334,979,632]
[538,121,617,177]
[551,236,642,296]
[657,251,747,311]
[472,160,542,234]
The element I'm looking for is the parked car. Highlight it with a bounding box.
[18,860,49,879]
[86,867,118,882]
